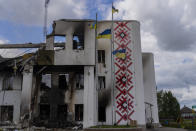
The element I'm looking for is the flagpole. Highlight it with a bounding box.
[43,0,49,42]
[126,42,128,125]
[95,13,98,70]
[95,12,98,124]
[111,2,116,125]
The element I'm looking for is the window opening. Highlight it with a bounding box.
[54,35,66,49]
[57,105,67,120]
[0,106,13,122]
[75,74,84,89]
[98,50,105,63]
[2,75,14,90]
[98,105,106,122]
[40,74,51,90]
[59,74,68,90]
[98,76,105,89]
[75,104,83,121]
[39,104,50,120]
[73,34,84,50]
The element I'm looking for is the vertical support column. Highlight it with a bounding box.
[149,54,159,125]
[66,33,73,50]
[83,66,97,128]
[20,64,33,127]
[142,53,159,126]
[132,22,146,126]
[46,35,54,50]
[152,88,159,125]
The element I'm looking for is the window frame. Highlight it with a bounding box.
[98,50,105,63]
[73,34,84,50]
[2,75,14,90]
[0,105,14,122]
[54,35,66,49]
[98,76,106,89]
[75,73,84,89]
[75,104,83,121]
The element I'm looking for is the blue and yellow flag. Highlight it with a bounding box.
[112,49,126,59]
[112,6,119,14]
[97,29,111,39]
[90,22,96,29]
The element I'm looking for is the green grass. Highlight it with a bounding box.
[161,119,196,130]
[91,125,137,128]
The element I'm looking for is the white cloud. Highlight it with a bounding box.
[172,86,196,102]
[0,0,87,26]
[141,30,196,89]
[111,0,196,51]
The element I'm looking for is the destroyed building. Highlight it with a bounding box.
[0,19,159,129]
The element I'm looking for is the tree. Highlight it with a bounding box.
[157,90,180,120]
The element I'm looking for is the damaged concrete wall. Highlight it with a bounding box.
[20,65,33,126]
[64,77,84,118]
[30,66,85,128]
[142,53,159,125]
[0,91,21,124]
[53,20,95,66]
[0,73,22,124]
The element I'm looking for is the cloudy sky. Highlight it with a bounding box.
[0,0,196,107]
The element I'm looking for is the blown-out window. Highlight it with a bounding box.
[75,74,84,89]
[0,106,13,122]
[98,105,106,122]
[39,104,50,120]
[2,75,14,90]
[59,74,69,90]
[54,35,66,49]
[58,104,67,120]
[75,104,83,121]
[40,74,51,90]
[98,76,105,89]
[73,34,84,50]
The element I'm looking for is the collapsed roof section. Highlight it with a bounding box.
[0,53,35,72]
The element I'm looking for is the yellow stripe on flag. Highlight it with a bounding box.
[96,34,111,39]
[115,53,126,59]
[112,6,119,14]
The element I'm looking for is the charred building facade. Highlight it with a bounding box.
[0,19,159,129]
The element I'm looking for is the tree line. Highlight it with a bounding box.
[157,90,180,120]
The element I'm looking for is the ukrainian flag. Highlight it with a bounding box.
[97,29,111,39]
[112,6,119,14]
[90,22,96,29]
[112,49,126,59]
